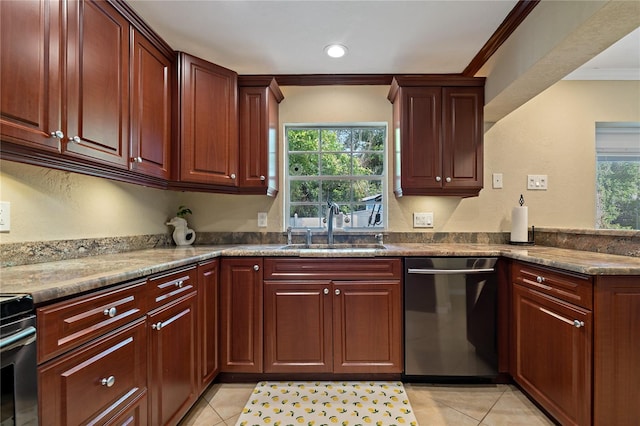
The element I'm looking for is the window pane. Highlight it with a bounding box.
[288,129,319,151]
[321,153,351,176]
[353,128,384,152]
[290,180,319,203]
[596,160,640,229]
[353,179,383,202]
[322,180,351,203]
[289,205,321,228]
[353,152,383,175]
[289,153,319,176]
[321,129,351,151]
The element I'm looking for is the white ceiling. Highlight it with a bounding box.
[128,0,639,79]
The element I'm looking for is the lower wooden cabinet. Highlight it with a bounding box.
[198,259,220,389]
[147,286,199,426]
[38,318,147,426]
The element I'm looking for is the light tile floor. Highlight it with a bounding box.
[179,382,555,426]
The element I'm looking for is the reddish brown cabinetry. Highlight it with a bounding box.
[177,52,238,188]
[238,76,284,196]
[263,258,403,374]
[388,77,484,197]
[198,259,220,390]
[220,257,264,373]
[511,262,593,426]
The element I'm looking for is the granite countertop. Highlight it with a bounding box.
[1,243,639,305]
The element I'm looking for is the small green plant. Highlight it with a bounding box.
[176,205,192,218]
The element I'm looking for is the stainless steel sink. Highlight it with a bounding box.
[279,243,386,250]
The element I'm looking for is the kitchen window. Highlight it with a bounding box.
[595,122,640,230]
[285,124,386,230]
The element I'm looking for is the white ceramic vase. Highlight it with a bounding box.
[166,217,196,246]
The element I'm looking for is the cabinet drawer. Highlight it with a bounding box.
[264,257,402,280]
[37,280,147,363]
[512,262,593,310]
[38,319,147,426]
[147,266,197,311]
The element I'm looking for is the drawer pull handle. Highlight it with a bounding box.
[323,288,329,295]
[151,321,163,330]
[536,276,545,284]
[260,175,266,181]
[253,264,260,271]
[101,376,115,387]
[175,280,184,288]
[445,177,452,183]
[335,289,340,295]
[573,320,585,328]
[50,130,64,139]
[435,176,441,182]
[103,307,117,318]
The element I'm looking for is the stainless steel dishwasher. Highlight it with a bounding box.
[404,257,498,381]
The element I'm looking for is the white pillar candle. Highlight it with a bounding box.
[511,206,528,242]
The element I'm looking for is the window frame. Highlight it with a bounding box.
[283,122,388,232]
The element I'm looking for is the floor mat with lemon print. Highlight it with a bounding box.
[236,381,418,426]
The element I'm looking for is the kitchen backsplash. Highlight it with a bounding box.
[2,229,637,267]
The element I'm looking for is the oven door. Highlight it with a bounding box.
[1,315,38,426]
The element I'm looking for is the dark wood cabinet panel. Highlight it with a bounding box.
[147,266,197,312]
[593,276,640,425]
[220,258,263,373]
[264,257,402,280]
[130,28,173,179]
[264,280,333,373]
[0,0,62,151]
[388,77,484,197]
[64,0,130,167]
[333,281,402,373]
[511,283,592,426]
[198,259,220,390]
[238,77,283,195]
[178,53,238,187]
[148,292,199,426]
[39,318,147,426]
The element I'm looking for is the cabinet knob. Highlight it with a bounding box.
[131,156,143,163]
[323,288,329,295]
[100,376,115,388]
[175,280,184,288]
[536,276,545,284]
[151,321,163,330]
[573,320,585,328]
[435,176,442,182]
[230,173,236,179]
[69,136,81,143]
[445,177,452,183]
[260,175,266,181]
[103,307,117,318]
[253,264,260,271]
[335,289,340,295]
[50,130,64,139]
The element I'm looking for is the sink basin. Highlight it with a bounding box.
[279,243,386,250]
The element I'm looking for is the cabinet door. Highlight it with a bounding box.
[512,284,592,426]
[65,0,129,167]
[264,280,333,373]
[399,87,442,192]
[0,0,62,151]
[442,87,483,192]
[220,258,263,373]
[179,53,238,186]
[130,29,172,179]
[39,319,147,426]
[333,281,402,373]
[148,293,199,426]
[198,260,219,390]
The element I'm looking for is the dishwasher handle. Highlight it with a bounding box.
[407,267,495,275]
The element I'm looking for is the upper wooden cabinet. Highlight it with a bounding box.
[238,76,284,196]
[130,28,173,180]
[0,0,63,152]
[176,53,239,189]
[388,76,484,197]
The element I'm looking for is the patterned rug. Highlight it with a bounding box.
[236,381,418,426]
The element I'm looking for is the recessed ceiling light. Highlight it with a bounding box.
[325,44,347,58]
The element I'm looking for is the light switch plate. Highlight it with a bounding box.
[257,212,268,227]
[0,201,10,232]
[527,174,548,190]
[413,212,434,228]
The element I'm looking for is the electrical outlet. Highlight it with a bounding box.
[492,173,503,189]
[257,212,268,227]
[0,201,10,232]
[527,174,548,190]
[413,212,434,228]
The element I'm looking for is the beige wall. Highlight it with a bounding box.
[1,80,638,243]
